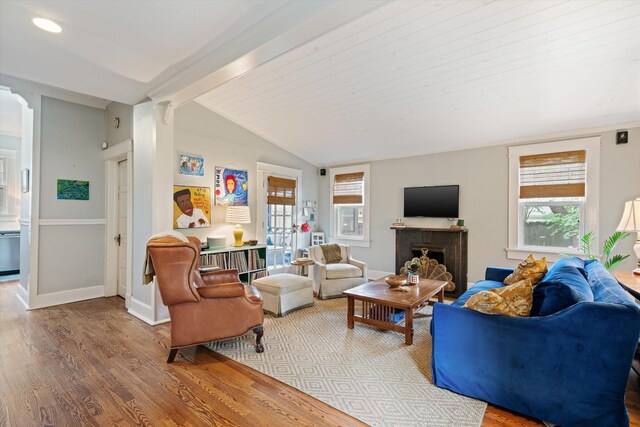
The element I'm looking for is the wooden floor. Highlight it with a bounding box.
[0,281,638,427]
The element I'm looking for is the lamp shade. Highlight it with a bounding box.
[225,206,251,224]
[617,198,640,232]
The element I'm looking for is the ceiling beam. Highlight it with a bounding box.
[153,0,386,108]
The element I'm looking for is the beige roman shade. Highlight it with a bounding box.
[519,150,586,199]
[267,176,296,205]
[333,172,364,204]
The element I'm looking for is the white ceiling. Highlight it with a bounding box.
[1,1,638,166]
[0,90,22,137]
[0,0,355,104]
[197,0,640,166]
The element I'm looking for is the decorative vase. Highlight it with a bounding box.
[407,274,419,285]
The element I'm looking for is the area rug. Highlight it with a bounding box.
[207,298,486,426]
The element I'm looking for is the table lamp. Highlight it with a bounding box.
[617,198,640,275]
[226,206,251,247]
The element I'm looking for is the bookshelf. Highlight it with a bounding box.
[199,245,267,284]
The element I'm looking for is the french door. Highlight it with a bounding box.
[266,203,296,271]
[256,163,302,274]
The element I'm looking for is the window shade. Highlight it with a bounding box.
[267,176,296,205]
[333,172,364,204]
[519,150,585,198]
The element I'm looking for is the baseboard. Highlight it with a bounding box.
[15,283,29,309]
[128,297,170,325]
[29,285,104,309]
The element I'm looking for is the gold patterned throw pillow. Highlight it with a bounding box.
[503,254,547,286]
[463,279,533,317]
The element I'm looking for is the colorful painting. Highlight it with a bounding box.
[57,179,89,200]
[178,153,204,176]
[173,185,211,229]
[215,167,248,206]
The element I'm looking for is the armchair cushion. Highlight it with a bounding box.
[326,263,362,279]
[197,282,245,299]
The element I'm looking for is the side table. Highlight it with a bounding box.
[614,271,640,376]
[291,258,314,277]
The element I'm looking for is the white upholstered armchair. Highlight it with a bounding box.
[308,244,367,299]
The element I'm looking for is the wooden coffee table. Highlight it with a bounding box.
[343,277,448,345]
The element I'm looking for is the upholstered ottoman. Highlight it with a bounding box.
[251,274,314,317]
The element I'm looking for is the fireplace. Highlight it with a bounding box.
[394,227,468,298]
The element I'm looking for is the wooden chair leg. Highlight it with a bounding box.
[167,348,178,363]
[253,326,264,353]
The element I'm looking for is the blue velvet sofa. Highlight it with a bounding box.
[431,258,640,427]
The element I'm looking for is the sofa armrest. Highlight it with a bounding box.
[485,266,513,282]
[431,301,640,426]
[311,261,327,293]
[348,257,367,279]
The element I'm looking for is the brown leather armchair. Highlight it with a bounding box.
[146,236,265,363]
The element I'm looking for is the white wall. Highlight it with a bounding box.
[319,126,640,283]
[173,101,319,249]
[106,101,133,146]
[37,96,106,294]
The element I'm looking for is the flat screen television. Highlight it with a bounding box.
[404,185,459,218]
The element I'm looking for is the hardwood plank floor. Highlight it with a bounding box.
[1,281,638,427]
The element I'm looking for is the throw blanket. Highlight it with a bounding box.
[320,244,342,264]
[143,231,189,284]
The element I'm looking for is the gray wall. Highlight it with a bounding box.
[319,127,640,283]
[38,96,106,293]
[174,101,319,248]
[106,101,133,146]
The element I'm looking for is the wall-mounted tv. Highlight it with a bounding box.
[404,185,459,218]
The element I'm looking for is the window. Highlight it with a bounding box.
[330,164,370,247]
[508,137,600,261]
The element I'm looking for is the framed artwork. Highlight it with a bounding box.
[215,167,248,206]
[178,153,204,176]
[173,185,211,229]
[57,179,89,200]
[311,232,325,246]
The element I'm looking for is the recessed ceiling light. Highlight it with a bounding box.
[32,17,62,33]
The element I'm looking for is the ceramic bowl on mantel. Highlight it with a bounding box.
[385,275,408,288]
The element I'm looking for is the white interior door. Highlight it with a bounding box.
[117,159,128,298]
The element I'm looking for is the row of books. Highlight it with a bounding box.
[229,251,248,272]
[199,253,229,270]
[247,249,266,271]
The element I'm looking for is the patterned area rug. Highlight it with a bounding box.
[208,298,486,427]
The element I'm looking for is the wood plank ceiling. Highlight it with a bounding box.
[196,0,640,166]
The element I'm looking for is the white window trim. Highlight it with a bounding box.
[507,137,600,262]
[329,163,370,248]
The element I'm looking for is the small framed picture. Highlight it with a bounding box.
[311,232,325,246]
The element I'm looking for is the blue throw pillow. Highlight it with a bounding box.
[584,259,635,305]
[531,258,593,316]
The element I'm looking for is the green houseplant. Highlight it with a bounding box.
[575,231,630,270]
